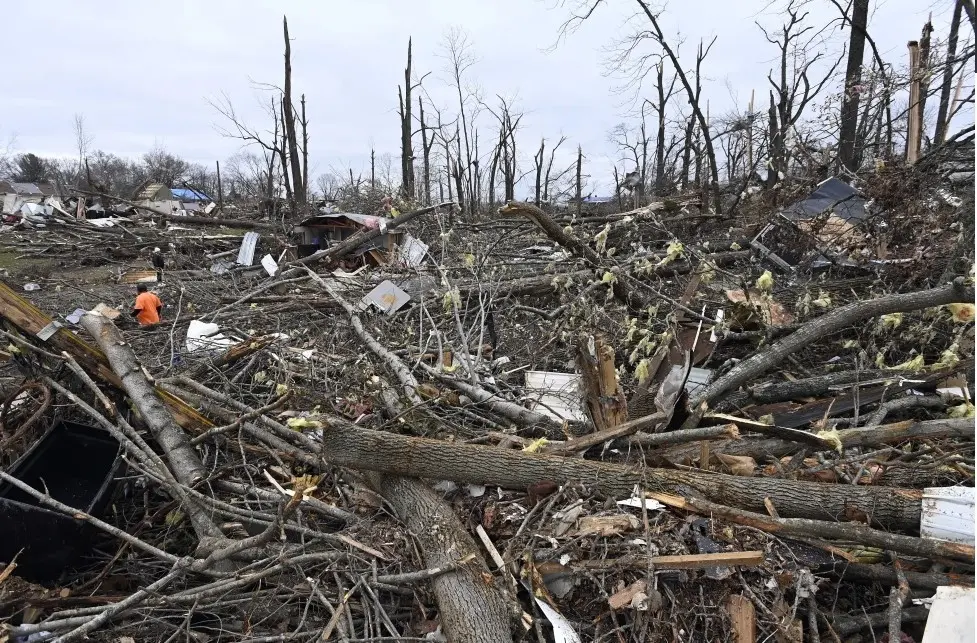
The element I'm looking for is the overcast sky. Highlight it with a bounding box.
[1,0,960,195]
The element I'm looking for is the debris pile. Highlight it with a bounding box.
[0,172,973,642]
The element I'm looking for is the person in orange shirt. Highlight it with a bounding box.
[132,284,163,326]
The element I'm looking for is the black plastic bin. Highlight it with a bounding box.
[0,420,122,584]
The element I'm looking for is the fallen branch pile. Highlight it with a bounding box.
[0,187,973,642]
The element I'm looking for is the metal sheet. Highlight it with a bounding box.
[237,231,260,266]
[261,254,279,277]
[400,234,429,267]
[362,280,411,315]
[920,486,975,544]
[921,586,975,643]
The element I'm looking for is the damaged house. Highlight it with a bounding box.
[751,177,874,269]
[131,182,181,215]
[293,212,427,266]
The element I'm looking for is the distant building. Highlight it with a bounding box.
[132,182,181,214]
[0,181,63,215]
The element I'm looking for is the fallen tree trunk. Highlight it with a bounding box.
[79,313,222,541]
[316,421,924,531]
[646,492,973,562]
[366,473,515,643]
[693,279,975,409]
[660,418,974,462]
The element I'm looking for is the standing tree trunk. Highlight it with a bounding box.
[398,39,416,201]
[575,146,583,219]
[654,63,668,194]
[282,16,305,214]
[934,1,963,145]
[418,96,433,205]
[680,117,695,190]
[216,160,223,212]
[300,94,309,204]
[838,0,870,172]
[533,138,545,207]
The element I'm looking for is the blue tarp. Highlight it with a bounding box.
[582,196,615,204]
[171,187,210,201]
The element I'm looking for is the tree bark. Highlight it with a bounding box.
[79,313,222,541]
[660,418,973,462]
[838,0,870,172]
[647,492,972,561]
[934,0,963,145]
[366,474,515,643]
[692,280,975,408]
[317,421,925,531]
[282,16,305,213]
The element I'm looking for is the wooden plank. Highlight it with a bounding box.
[574,550,765,572]
[728,594,756,643]
[651,551,765,570]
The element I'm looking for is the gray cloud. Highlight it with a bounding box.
[0,0,955,195]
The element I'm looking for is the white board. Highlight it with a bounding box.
[525,371,585,422]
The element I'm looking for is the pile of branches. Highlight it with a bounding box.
[0,179,973,642]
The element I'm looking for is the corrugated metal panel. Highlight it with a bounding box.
[921,586,975,643]
[920,486,975,544]
[236,231,260,266]
[525,371,585,422]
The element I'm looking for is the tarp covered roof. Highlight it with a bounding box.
[171,187,210,201]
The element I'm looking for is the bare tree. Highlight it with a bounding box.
[282,16,305,214]
[533,138,546,207]
[417,95,436,205]
[485,97,523,203]
[543,136,569,202]
[398,39,430,201]
[934,0,964,145]
[759,2,841,185]
[837,0,870,172]
[440,27,480,215]
[73,113,94,182]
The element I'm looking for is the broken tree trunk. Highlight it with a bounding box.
[366,473,515,643]
[577,334,628,430]
[692,280,975,409]
[79,313,222,541]
[316,421,924,531]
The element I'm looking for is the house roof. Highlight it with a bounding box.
[296,213,393,229]
[3,182,44,196]
[133,182,172,201]
[172,187,210,201]
[781,177,867,223]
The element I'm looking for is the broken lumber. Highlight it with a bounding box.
[316,420,924,530]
